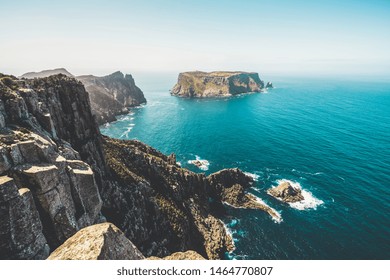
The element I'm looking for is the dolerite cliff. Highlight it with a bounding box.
[0,73,269,260]
[20,69,146,125]
[171,71,265,98]
[77,72,146,124]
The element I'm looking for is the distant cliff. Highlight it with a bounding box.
[0,73,273,260]
[20,69,146,125]
[77,72,146,124]
[171,71,265,98]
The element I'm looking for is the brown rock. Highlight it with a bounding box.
[47,223,144,260]
[147,250,205,260]
[267,181,304,203]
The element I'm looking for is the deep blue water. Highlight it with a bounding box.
[101,75,390,259]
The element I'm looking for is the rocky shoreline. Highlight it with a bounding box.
[0,73,276,260]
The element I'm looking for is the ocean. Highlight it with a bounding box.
[100,74,390,259]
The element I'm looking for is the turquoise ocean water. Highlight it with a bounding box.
[101,75,390,259]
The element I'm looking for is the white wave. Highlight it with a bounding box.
[243,172,260,182]
[223,197,282,224]
[187,155,210,171]
[120,126,133,138]
[252,195,283,223]
[176,161,182,166]
[220,219,235,253]
[274,179,324,210]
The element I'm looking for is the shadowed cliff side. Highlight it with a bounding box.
[77,71,146,124]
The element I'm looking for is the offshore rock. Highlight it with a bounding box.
[208,169,281,221]
[47,223,144,260]
[171,71,265,98]
[267,181,304,203]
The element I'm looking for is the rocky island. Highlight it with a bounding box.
[0,73,276,260]
[20,69,146,125]
[267,181,304,203]
[171,71,270,98]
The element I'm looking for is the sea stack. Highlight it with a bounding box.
[171,71,265,98]
[267,181,304,203]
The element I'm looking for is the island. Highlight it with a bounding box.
[170,71,270,98]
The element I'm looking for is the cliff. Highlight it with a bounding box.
[0,73,272,260]
[20,69,146,125]
[20,68,74,79]
[77,71,146,124]
[171,71,265,98]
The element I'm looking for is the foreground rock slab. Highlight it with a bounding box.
[47,223,144,260]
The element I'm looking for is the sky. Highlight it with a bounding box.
[1,0,390,78]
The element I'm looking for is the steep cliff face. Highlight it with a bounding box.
[102,137,236,259]
[20,69,147,125]
[0,74,104,259]
[77,71,146,124]
[1,73,269,260]
[171,71,265,98]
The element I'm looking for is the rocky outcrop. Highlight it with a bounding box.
[266,82,273,88]
[267,181,304,203]
[47,223,144,260]
[207,169,281,221]
[171,71,265,98]
[20,69,146,125]
[148,250,205,260]
[102,137,234,259]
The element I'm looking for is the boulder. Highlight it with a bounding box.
[47,223,144,260]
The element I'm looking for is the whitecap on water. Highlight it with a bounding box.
[187,155,210,171]
[274,179,324,210]
[252,196,283,223]
[243,172,260,182]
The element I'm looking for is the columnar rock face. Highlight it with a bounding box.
[171,71,265,98]
[47,223,144,260]
[0,74,104,259]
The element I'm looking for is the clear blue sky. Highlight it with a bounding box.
[1,0,390,77]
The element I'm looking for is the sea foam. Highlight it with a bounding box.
[243,172,260,181]
[275,179,324,210]
[187,155,210,171]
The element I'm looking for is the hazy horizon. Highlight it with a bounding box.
[1,0,390,78]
